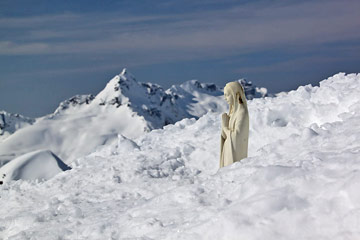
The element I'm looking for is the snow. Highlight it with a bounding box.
[93,68,228,128]
[0,72,359,239]
[0,104,148,167]
[0,111,34,142]
[0,69,262,167]
[0,150,70,184]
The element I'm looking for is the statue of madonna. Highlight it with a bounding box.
[220,81,249,168]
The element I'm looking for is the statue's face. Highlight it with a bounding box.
[224,88,233,106]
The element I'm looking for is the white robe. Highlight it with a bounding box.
[220,105,249,168]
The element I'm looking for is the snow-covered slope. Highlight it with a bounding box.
[0,111,34,142]
[0,72,359,239]
[51,94,95,116]
[0,150,70,184]
[0,69,264,166]
[0,102,148,167]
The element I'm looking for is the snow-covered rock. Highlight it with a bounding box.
[52,94,95,116]
[0,111,34,142]
[239,78,269,99]
[0,150,70,184]
[0,72,359,239]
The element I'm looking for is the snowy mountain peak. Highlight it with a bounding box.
[118,68,137,85]
[94,76,126,106]
[121,68,127,75]
[120,68,136,80]
[93,69,140,106]
[68,69,268,129]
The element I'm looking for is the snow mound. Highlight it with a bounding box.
[0,150,70,184]
[0,73,359,239]
[250,72,360,151]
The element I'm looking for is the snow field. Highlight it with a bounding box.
[1,73,360,239]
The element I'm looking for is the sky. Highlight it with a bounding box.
[0,0,359,117]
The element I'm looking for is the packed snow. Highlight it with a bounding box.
[1,72,360,239]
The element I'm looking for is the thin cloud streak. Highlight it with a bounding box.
[234,56,354,74]
[0,13,80,28]
[0,0,359,65]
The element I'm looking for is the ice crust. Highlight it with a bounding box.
[0,73,360,239]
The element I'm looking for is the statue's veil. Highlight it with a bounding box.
[225,81,248,115]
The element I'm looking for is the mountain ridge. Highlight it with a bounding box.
[51,68,267,128]
[0,69,267,166]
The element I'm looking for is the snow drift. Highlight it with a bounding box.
[0,72,359,239]
[0,150,70,184]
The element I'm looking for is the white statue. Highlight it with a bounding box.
[220,81,249,168]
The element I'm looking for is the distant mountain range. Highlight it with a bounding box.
[0,69,268,166]
[51,69,268,128]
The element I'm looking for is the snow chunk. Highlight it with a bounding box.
[0,150,70,184]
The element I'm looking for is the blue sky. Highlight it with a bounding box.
[1,0,359,117]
